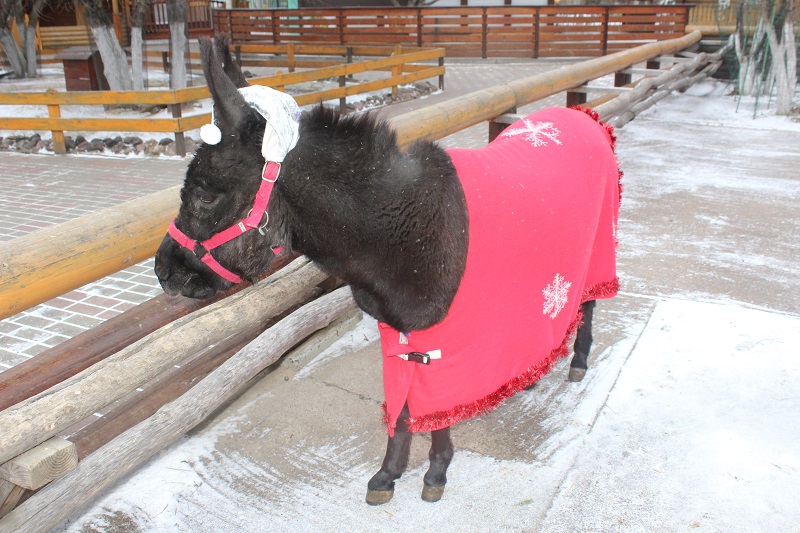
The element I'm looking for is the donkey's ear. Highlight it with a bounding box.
[213,35,249,89]
[200,37,250,135]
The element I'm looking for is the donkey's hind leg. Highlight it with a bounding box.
[569,300,597,382]
[421,426,454,503]
[366,404,413,505]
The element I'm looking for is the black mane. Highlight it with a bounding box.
[274,105,469,331]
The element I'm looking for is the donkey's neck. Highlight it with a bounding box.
[276,113,468,332]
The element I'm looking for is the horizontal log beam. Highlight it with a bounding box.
[0,186,180,321]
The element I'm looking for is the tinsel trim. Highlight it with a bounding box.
[571,106,617,152]
[391,278,619,434]
[571,105,623,206]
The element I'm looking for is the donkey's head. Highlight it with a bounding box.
[155,36,293,299]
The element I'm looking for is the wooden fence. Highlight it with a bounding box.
[213,5,690,59]
[0,46,444,158]
[143,0,224,40]
[0,32,722,530]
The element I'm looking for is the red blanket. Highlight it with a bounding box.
[379,107,621,435]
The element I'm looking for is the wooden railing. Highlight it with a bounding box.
[0,46,444,158]
[213,5,690,58]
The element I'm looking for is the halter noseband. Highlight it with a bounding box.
[168,161,282,284]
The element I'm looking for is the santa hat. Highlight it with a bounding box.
[200,85,301,163]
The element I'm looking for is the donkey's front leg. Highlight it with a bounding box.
[366,404,412,505]
[569,300,597,382]
[421,426,454,503]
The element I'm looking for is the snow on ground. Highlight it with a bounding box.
[57,298,800,532]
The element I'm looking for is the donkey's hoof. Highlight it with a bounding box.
[366,489,394,506]
[421,484,445,503]
[568,367,586,382]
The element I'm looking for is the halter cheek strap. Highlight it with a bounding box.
[168,161,283,285]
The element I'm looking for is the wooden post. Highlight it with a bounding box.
[46,90,66,155]
[602,7,610,56]
[338,10,345,45]
[533,7,540,59]
[614,71,632,87]
[566,90,587,108]
[392,44,402,99]
[439,55,445,90]
[417,8,423,48]
[287,42,295,72]
[488,108,518,142]
[481,7,488,59]
[339,75,347,114]
[161,50,169,72]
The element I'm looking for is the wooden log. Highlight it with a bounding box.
[0,185,181,321]
[0,287,358,533]
[389,30,702,148]
[0,253,298,412]
[0,258,327,465]
[0,438,77,491]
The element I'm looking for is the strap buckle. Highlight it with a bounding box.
[398,350,442,365]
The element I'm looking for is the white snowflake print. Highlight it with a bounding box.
[501,119,562,147]
[542,273,572,319]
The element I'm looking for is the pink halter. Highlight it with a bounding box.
[168,161,283,284]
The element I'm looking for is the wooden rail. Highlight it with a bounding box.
[214,5,690,59]
[0,46,444,157]
[0,31,700,323]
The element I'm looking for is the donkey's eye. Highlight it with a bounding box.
[196,190,217,204]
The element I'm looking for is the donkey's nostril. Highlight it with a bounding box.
[154,260,171,281]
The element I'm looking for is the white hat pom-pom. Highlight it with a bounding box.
[200,123,222,145]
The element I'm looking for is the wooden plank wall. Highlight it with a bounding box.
[213,6,690,58]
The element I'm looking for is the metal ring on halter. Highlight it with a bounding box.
[258,213,270,236]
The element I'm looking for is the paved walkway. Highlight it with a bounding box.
[0,59,576,370]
